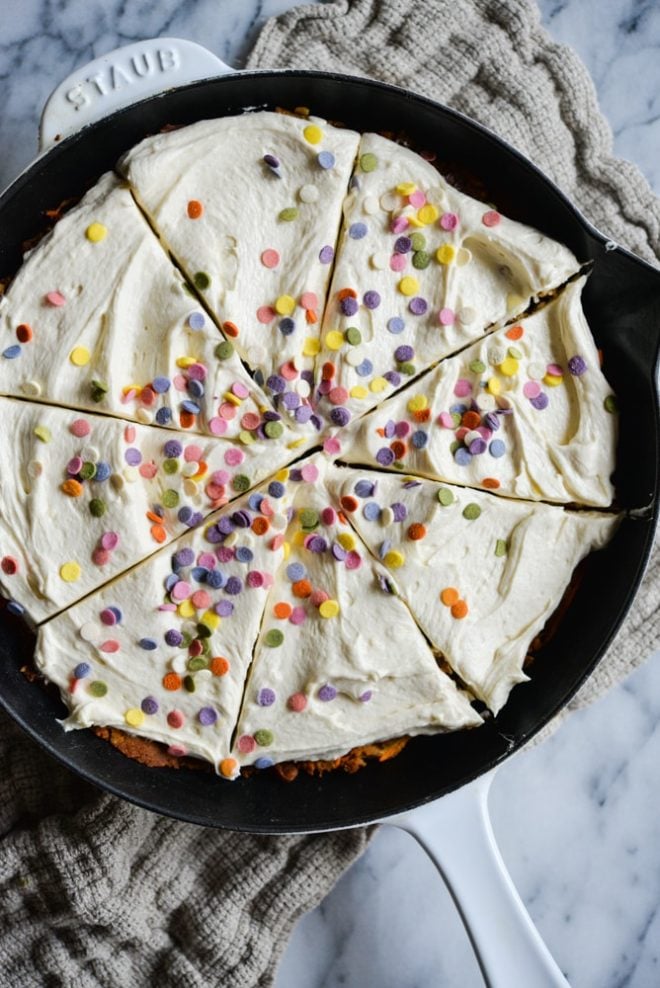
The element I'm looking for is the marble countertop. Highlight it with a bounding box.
[3,3,659,987]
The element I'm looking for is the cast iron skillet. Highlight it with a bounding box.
[0,50,658,843]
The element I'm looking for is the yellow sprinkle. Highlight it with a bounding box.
[436,244,456,265]
[417,204,439,225]
[287,437,307,449]
[407,394,428,413]
[507,293,524,313]
[34,425,51,443]
[282,541,291,560]
[350,385,369,399]
[398,276,419,296]
[176,356,196,368]
[178,599,195,618]
[201,610,221,631]
[275,294,296,316]
[239,430,255,445]
[405,214,424,228]
[122,384,142,395]
[337,532,356,551]
[384,550,405,569]
[396,182,417,195]
[325,330,344,351]
[302,337,321,357]
[486,377,501,395]
[69,346,90,367]
[293,530,306,546]
[275,468,289,481]
[369,376,387,393]
[319,599,340,619]
[222,391,242,406]
[125,708,144,728]
[499,357,519,377]
[60,561,81,582]
[303,124,323,144]
[85,222,107,243]
[544,374,563,388]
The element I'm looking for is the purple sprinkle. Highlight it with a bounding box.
[301,369,315,387]
[124,447,142,466]
[489,439,506,458]
[257,688,276,707]
[409,297,427,316]
[376,447,395,466]
[484,412,500,431]
[330,407,351,427]
[319,245,334,264]
[387,316,405,335]
[332,542,348,561]
[340,296,359,317]
[391,502,407,522]
[394,236,412,254]
[363,290,381,310]
[287,562,306,581]
[281,391,301,410]
[141,696,159,715]
[295,405,313,424]
[355,480,375,498]
[279,317,295,335]
[231,510,251,528]
[165,629,183,646]
[225,576,243,595]
[383,370,401,387]
[74,662,91,679]
[308,535,328,553]
[268,481,286,499]
[359,691,373,703]
[175,547,195,567]
[394,345,414,362]
[205,525,223,544]
[288,469,303,482]
[384,420,396,439]
[215,600,234,617]
[263,153,280,168]
[349,222,367,239]
[530,393,549,410]
[568,355,587,376]
[310,414,323,431]
[402,481,421,489]
[469,438,487,455]
[178,506,194,524]
[454,446,473,466]
[198,707,218,726]
[263,410,282,422]
[318,684,338,702]
[266,374,286,394]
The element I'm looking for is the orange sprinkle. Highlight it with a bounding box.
[598,348,604,367]
[482,477,501,490]
[305,309,318,324]
[292,579,312,598]
[451,599,469,619]
[462,410,481,430]
[16,323,33,343]
[322,362,336,381]
[390,440,407,459]
[252,516,270,535]
[210,657,230,676]
[412,408,431,423]
[146,510,162,523]
[337,287,357,301]
[179,411,195,429]
[340,495,358,512]
[440,587,459,606]
[187,199,203,219]
[408,523,427,541]
[61,479,83,497]
[376,427,386,438]
[274,601,293,619]
[151,524,167,543]
[223,321,240,338]
[162,672,182,691]
[219,757,237,778]
[505,325,523,341]
[193,461,208,479]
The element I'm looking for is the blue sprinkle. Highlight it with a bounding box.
[139,638,158,650]
[152,376,171,394]
[412,430,428,449]
[181,400,200,414]
[363,501,381,521]
[387,317,405,335]
[191,566,209,583]
[73,662,91,679]
[235,546,254,563]
[356,359,374,377]
[286,562,306,582]
[354,479,375,498]
[2,345,21,359]
[94,461,111,482]
[164,573,178,591]
[206,569,226,589]
[489,439,506,458]
[6,600,24,615]
[450,403,467,415]
[349,222,368,239]
[268,481,285,499]
[378,540,392,560]
[317,150,336,169]
[248,493,264,511]
[109,606,123,623]
[155,407,172,425]
[178,506,194,524]
[187,379,205,399]
[454,447,473,466]
[254,757,274,769]
[279,317,295,336]
[187,311,206,330]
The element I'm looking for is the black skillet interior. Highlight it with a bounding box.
[0,72,658,833]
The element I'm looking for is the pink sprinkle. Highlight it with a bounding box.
[184,444,203,462]
[270,533,285,550]
[231,381,250,399]
[323,436,341,455]
[391,216,409,234]
[280,361,298,381]
[261,572,274,590]
[261,248,280,269]
[237,734,256,753]
[310,589,329,607]
[547,363,564,377]
[455,427,469,441]
[257,305,276,324]
[100,608,117,625]
[69,418,91,437]
[318,380,332,396]
[171,580,191,601]
[158,603,177,612]
[100,531,119,551]
[208,417,228,436]
[300,291,318,311]
[191,589,211,609]
[328,386,349,406]
[139,462,158,479]
[395,420,411,438]
[124,425,136,443]
[92,547,110,566]
[409,190,426,207]
[168,744,187,757]
[301,463,319,483]
[167,711,185,729]
[45,290,66,306]
[477,426,493,441]
[173,374,187,392]
[67,456,83,475]
[120,389,137,404]
[224,447,244,467]
[390,252,407,272]
[260,498,274,518]
[523,380,541,399]
[321,506,336,525]
[211,470,230,485]
[246,570,264,588]
[99,640,120,653]
[454,379,472,398]
[187,363,207,382]
[345,550,362,570]
[440,212,459,231]
[198,552,216,569]
[438,411,455,428]
[482,210,501,227]
[241,412,261,430]
[439,307,455,325]
[216,546,234,562]
[219,402,237,420]
[290,606,306,625]
[288,692,307,712]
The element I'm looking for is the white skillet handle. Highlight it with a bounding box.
[390,770,570,988]
[39,37,236,152]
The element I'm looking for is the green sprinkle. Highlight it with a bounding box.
[449,440,460,455]
[254,728,274,746]
[359,152,378,172]
[412,250,431,270]
[232,474,250,492]
[278,207,298,221]
[239,430,255,445]
[180,632,193,649]
[193,271,211,290]
[163,458,179,475]
[469,359,486,374]
[215,340,234,360]
[345,326,362,345]
[89,498,106,517]
[508,346,522,359]
[79,461,96,480]
[162,489,179,508]
[187,656,207,672]
[495,539,508,557]
[437,488,454,506]
[299,508,319,530]
[264,629,284,648]
[410,233,426,251]
[264,421,284,439]
[463,503,482,521]
[399,361,415,376]
[90,379,108,404]
[183,674,196,693]
[196,623,212,639]
[604,395,618,413]
[88,681,107,697]
[450,411,462,427]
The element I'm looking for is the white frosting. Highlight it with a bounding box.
[327,466,620,714]
[313,131,580,427]
[233,457,481,768]
[35,477,295,776]
[0,397,294,623]
[341,277,617,506]
[119,112,360,431]
[0,173,281,439]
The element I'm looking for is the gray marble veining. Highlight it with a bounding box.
[0,3,658,987]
